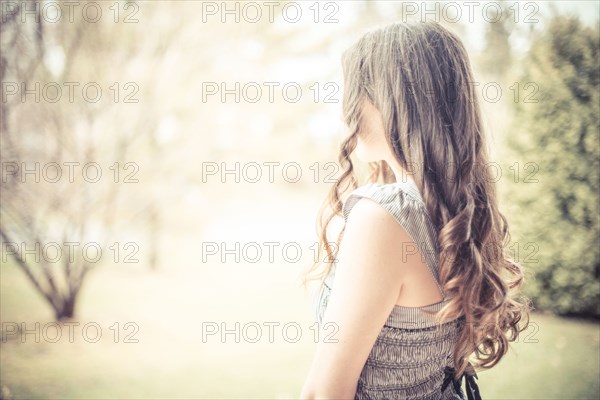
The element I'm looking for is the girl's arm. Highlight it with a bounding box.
[300,197,412,399]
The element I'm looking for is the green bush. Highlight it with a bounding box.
[504,16,599,317]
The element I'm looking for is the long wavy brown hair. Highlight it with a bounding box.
[301,21,532,380]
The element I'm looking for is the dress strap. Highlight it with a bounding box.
[342,182,447,300]
[441,362,482,400]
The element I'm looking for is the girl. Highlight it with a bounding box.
[301,21,531,400]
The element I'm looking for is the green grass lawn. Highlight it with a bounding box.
[476,312,599,399]
[1,257,598,399]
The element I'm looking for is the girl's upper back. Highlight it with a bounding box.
[313,181,469,399]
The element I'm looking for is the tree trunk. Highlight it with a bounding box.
[55,295,77,321]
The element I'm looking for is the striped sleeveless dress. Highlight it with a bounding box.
[313,181,481,400]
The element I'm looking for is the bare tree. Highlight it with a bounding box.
[0,0,179,319]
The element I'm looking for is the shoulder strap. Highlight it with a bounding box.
[342,182,447,299]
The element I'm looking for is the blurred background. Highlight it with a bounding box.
[0,0,598,399]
